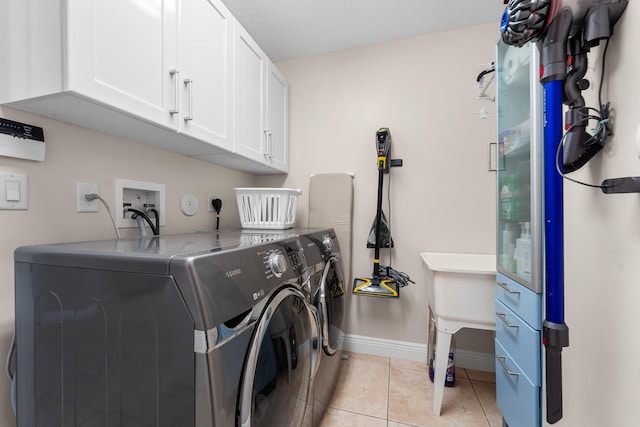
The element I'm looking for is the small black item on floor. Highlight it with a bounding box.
[353,128,414,298]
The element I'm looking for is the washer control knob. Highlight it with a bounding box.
[269,252,287,277]
[322,236,334,252]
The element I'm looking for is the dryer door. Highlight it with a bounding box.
[239,287,315,427]
[319,256,345,355]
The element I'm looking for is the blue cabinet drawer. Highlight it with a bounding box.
[496,273,541,328]
[495,339,541,427]
[495,300,541,386]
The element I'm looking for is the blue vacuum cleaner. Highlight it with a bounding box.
[500,0,627,423]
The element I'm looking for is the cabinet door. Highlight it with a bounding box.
[66,0,178,129]
[266,61,289,172]
[496,40,543,293]
[178,0,233,152]
[233,22,268,163]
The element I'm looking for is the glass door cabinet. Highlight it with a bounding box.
[495,40,544,427]
[496,40,543,293]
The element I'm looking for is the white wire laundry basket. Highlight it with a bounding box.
[234,188,302,229]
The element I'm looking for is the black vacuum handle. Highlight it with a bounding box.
[545,345,563,423]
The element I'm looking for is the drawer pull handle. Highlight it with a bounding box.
[496,312,520,328]
[496,355,520,376]
[497,281,520,295]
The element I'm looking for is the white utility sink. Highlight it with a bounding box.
[420,252,497,328]
[419,252,497,416]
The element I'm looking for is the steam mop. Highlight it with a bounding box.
[353,128,413,298]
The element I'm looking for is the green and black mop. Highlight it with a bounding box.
[353,128,413,298]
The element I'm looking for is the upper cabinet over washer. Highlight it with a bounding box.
[0,0,288,174]
[265,62,289,172]
[66,0,179,131]
[177,0,234,151]
[195,21,289,174]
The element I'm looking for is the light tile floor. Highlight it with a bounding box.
[318,352,503,427]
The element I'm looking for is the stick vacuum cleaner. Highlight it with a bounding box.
[500,0,627,422]
[353,128,413,298]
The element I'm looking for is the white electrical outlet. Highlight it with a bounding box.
[77,182,99,213]
[208,194,221,212]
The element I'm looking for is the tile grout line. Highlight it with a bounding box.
[327,406,389,424]
[386,356,391,424]
[469,378,492,427]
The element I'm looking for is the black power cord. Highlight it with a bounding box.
[211,198,222,231]
[127,208,158,236]
[147,208,160,235]
[6,333,16,414]
[381,139,414,289]
[379,265,415,288]
[556,39,613,191]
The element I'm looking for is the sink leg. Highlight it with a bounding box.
[432,329,452,416]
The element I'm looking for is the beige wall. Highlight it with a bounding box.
[0,106,255,423]
[261,23,499,352]
[558,2,640,426]
[264,7,640,427]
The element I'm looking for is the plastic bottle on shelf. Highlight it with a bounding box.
[499,175,517,220]
[515,160,530,221]
[514,222,532,280]
[501,222,517,271]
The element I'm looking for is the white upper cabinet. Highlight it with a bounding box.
[228,23,289,173]
[266,62,289,172]
[65,0,179,130]
[232,23,268,164]
[178,0,233,150]
[0,0,287,173]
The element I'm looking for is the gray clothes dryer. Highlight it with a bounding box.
[298,228,346,426]
[13,232,319,427]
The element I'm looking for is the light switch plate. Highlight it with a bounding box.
[0,171,28,210]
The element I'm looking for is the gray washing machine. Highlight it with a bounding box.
[14,232,319,426]
[297,228,346,426]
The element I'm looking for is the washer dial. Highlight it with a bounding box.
[322,236,334,252]
[268,252,287,277]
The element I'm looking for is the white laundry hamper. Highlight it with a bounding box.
[234,188,302,229]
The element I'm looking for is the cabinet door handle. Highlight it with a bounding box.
[262,130,269,156]
[169,69,179,115]
[263,130,274,157]
[496,312,520,328]
[184,79,193,121]
[497,281,520,294]
[488,142,497,172]
[496,354,519,376]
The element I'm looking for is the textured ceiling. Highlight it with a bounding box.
[221,0,506,61]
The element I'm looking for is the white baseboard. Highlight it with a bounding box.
[342,334,495,373]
